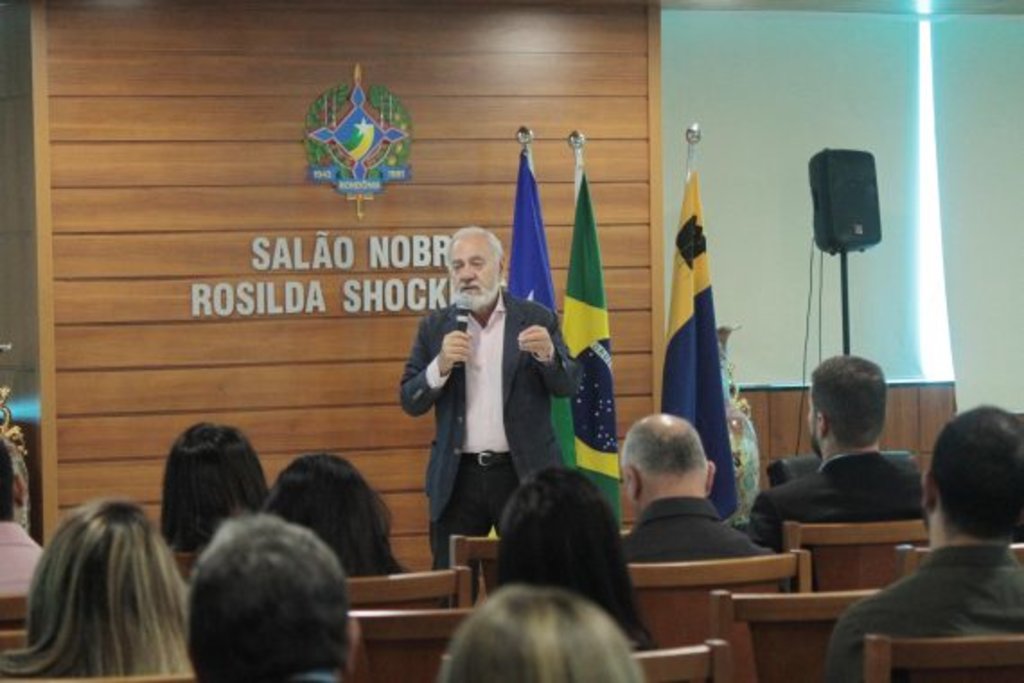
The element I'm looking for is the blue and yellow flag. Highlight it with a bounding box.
[563,173,621,518]
[661,172,737,518]
[507,149,575,467]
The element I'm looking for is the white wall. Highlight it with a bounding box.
[661,11,924,385]
[932,16,1024,412]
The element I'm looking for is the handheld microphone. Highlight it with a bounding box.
[453,293,472,368]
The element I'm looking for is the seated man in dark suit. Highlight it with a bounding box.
[748,355,922,551]
[825,406,1024,683]
[621,413,769,562]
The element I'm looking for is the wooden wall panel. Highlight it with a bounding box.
[44,1,653,569]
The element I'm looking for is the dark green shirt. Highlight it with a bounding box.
[825,544,1024,682]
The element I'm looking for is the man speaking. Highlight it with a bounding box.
[400,226,580,569]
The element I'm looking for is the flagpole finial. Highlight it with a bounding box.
[567,130,586,151]
[685,123,702,146]
[516,126,534,148]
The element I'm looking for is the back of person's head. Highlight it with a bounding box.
[263,452,403,576]
[161,422,268,552]
[0,499,188,678]
[811,355,887,448]
[189,513,350,683]
[498,467,650,648]
[0,439,13,521]
[622,414,708,476]
[440,584,644,683]
[930,406,1024,540]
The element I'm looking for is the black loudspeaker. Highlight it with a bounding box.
[809,149,882,254]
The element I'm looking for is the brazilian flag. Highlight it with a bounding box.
[561,173,621,518]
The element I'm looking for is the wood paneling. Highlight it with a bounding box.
[50,96,651,142]
[51,139,650,187]
[43,1,654,554]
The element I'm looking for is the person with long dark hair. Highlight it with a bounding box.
[498,467,652,649]
[264,453,404,576]
[161,422,268,553]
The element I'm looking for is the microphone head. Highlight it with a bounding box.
[453,292,472,332]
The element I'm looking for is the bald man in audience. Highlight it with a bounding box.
[825,406,1024,683]
[0,439,40,594]
[620,414,769,562]
[748,355,922,551]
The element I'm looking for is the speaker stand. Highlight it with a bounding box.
[840,250,851,355]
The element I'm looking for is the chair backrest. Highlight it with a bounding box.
[710,588,875,683]
[629,550,811,648]
[348,608,472,683]
[173,552,197,580]
[348,567,472,609]
[634,639,733,683]
[863,633,1024,683]
[448,534,499,602]
[896,543,1024,579]
[782,519,928,590]
[0,593,27,629]
[0,627,26,654]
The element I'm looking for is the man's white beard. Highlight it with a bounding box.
[458,281,500,313]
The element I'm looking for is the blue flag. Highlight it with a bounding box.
[507,150,556,307]
[661,172,737,518]
[507,149,575,467]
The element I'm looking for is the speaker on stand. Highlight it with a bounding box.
[809,149,882,354]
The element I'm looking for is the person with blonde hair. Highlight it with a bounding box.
[440,584,644,683]
[0,499,190,678]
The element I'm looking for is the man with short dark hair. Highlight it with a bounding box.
[621,414,768,562]
[0,439,40,594]
[748,355,922,551]
[189,514,353,683]
[825,406,1024,683]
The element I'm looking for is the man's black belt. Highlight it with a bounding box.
[462,450,512,467]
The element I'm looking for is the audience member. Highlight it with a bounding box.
[263,452,403,576]
[0,499,189,678]
[0,438,40,594]
[161,422,268,552]
[748,355,922,550]
[189,514,353,683]
[440,584,644,683]
[825,406,1024,682]
[498,467,652,649]
[621,414,769,562]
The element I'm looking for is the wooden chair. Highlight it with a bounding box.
[629,550,811,648]
[630,551,810,683]
[348,566,472,609]
[448,534,499,602]
[863,633,1024,682]
[0,592,27,629]
[0,627,26,653]
[710,588,875,683]
[634,639,734,683]
[782,519,928,590]
[896,543,1024,579]
[348,608,472,683]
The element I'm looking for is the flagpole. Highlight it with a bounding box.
[685,122,701,183]
[568,129,586,201]
[516,125,535,174]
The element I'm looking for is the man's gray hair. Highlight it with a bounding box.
[622,414,708,475]
[447,225,504,267]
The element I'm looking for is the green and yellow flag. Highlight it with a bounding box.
[561,173,620,517]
